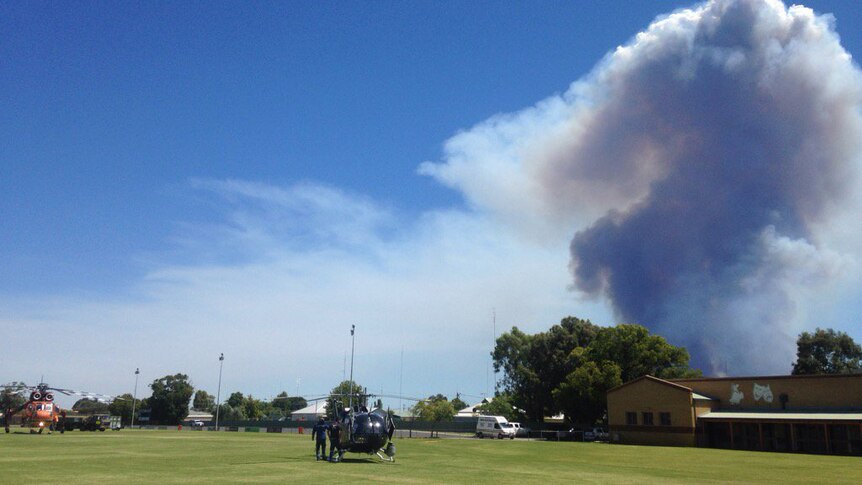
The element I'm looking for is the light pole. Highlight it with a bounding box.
[130,368,140,429]
[215,353,224,431]
[348,325,355,411]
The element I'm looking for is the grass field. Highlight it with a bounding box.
[1,429,860,484]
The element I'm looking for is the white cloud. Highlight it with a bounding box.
[0,180,611,405]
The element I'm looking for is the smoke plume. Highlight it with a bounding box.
[422,0,862,373]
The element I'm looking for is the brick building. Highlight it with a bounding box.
[607,373,862,455]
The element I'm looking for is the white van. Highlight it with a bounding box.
[476,415,516,439]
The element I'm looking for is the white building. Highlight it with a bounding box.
[290,401,327,422]
[455,398,491,421]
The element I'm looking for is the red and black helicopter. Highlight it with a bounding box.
[2,383,116,434]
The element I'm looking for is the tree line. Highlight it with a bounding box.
[5,325,857,426]
[75,374,308,425]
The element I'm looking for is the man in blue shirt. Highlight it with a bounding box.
[311,417,328,460]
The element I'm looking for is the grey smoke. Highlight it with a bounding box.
[422,0,862,373]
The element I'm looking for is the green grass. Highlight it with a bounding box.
[1,430,859,484]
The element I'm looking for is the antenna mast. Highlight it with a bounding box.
[349,325,356,411]
[492,309,497,393]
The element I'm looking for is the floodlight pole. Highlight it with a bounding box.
[215,353,224,431]
[130,368,140,428]
[349,325,355,411]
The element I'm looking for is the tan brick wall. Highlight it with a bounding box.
[672,374,862,410]
[611,428,696,447]
[608,378,698,447]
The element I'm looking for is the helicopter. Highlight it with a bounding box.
[2,383,116,434]
[273,325,425,461]
[324,393,411,462]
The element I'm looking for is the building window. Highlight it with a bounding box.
[660,412,671,426]
[642,412,654,426]
[626,412,637,425]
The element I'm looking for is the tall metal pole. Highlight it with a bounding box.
[399,346,404,414]
[215,353,224,430]
[130,368,140,428]
[348,325,355,411]
[492,309,497,393]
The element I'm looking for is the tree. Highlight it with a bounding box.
[213,403,246,421]
[1,382,26,411]
[450,394,467,412]
[108,393,141,426]
[244,395,263,420]
[492,317,601,420]
[792,328,862,375]
[192,390,213,411]
[412,395,455,423]
[493,318,699,423]
[227,392,245,408]
[475,393,521,422]
[72,398,110,414]
[553,350,622,425]
[326,380,366,420]
[585,324,701,383]
[272,391,307,414]
[148,374,194,425]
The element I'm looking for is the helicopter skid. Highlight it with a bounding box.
[375,451,395,462]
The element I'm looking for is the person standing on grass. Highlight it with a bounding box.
[312,417,328,460]
[328,420,342,462]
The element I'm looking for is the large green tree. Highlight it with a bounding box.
[585,324,701,383]
[148,374,194,425]
[792,328,862,375]
[553,349,622,425]
[493,318,699,422]
[492,317,600,420]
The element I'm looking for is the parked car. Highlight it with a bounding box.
[191,420,205,427]
[509,422,530,438]
[475,415,516,439]
[583,427,608,441]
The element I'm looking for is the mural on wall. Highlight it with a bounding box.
[753,383,774,403]
[729,384,744,405]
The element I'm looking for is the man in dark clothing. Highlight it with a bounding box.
[328,420,342,462]
[311,417,328,460]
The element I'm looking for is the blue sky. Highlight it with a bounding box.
[2,1,861,407]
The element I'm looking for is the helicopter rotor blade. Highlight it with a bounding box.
[49,387,118,403]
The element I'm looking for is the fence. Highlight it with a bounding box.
[159,416,586,441]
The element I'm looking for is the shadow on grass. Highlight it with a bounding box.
[328,456,390,465]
